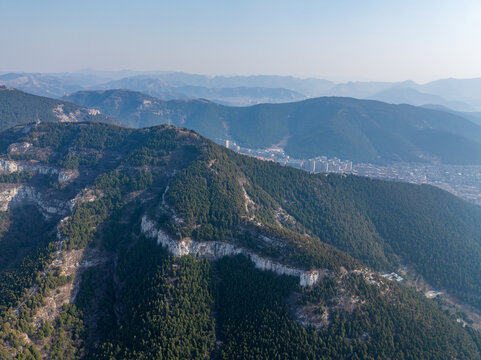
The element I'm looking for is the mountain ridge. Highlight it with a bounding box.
[64,88,481,164]
[93,77,307,106]
[7,71,481,110]
[0,121,479,359]
[0,121,479,358]
[0,86,117,131]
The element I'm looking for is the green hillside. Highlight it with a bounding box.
[0,122,479,359]
[65,89,481,164]
[0,87,116,131]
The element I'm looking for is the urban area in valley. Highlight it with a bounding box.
[220,139,481,206]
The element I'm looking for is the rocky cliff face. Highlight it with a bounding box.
[0,159,78,183]
[0,184,69,216]
[141,216,325,287]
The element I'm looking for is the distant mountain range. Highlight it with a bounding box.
[63,89,481,164]
[2,83,481,165]
[422,104,481,127]
[0,72,312,106]
[94,76,306,106]
[0,73,84,98]
[4,70,481,110]
[367,87,472,110]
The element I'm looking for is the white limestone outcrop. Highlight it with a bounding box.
[7,142,33,154]
[0,185,69,216]
[0,159,77,183]
[68,189,98,211]
[0,159,55,175]
[53,104,101,122]
[141,215,323,287]
[0,159,20,173]
[58,169,79,183]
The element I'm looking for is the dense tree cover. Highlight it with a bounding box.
[165,144,360,271]
[0,122,480,358]
[0,206,58,330]
[216,256,481,360]
[165,155,246,240]
[0,171,33,183]
[27,122,130,155]
[0,121,194,300]
[0,206,53,271]
[0,88,113,132]
[58,152,100,170]
[220,152,481,310]
[146,130,481,309]
[0,123,198,358]
[232,155,401,269]
[61,169,152,250]
[0,239,56,314]
[0,251,78,358]
[47,304,85,360]
[327,175,481,309]
[90,240,215,360]
[63,90,481,164]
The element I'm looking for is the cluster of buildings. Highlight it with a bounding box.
[293,157,353,173]
[351,163,481,205]
[218,139,481,206]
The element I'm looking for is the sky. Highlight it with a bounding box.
[1,0,481,83]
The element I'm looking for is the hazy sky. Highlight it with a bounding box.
[1,0,481,82]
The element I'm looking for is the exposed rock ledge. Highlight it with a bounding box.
[0,159,78,183]
[0,185,69,216]
[141,216,325,287]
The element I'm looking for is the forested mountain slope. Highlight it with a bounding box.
[0,122,479,359]
[65,89,481,164]
[0,87,116,131]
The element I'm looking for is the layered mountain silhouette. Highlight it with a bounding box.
[64,89,481,164]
